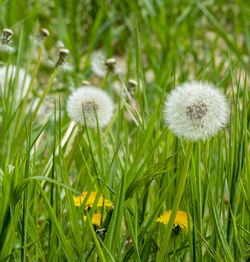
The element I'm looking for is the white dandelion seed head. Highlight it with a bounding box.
[164,81,229,141]
[0,65,31,100]
[91,50,107,77]
[66,86,114,128]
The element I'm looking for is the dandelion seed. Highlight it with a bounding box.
[83,213,106,227]
[164,81,229,141]
[156,210,188,231]
[73,192,113,209]
[0,65,31,100]
[66,86,114,127]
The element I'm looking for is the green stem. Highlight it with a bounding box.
[156,141,194,262]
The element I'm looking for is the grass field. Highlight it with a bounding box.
[0,0,249,261]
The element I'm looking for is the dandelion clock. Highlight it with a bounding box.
[66,86,114,128]
[164,81,229,141]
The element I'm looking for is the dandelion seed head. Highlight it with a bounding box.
[164,81,229,141]
[66,86,114,127]
[0,65,31,100]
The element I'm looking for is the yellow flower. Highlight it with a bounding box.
[156,210,188,231]
[83,213,106,227]
[73,192,113,209]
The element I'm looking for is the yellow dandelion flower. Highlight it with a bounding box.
[156,210,188,231]
[83,213,106,227]
[73,192,113,209]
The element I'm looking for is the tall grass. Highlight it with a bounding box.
[0,0,249,261]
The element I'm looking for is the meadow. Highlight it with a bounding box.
[0,0,249,261]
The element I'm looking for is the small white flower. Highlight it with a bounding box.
[164,81,229,141]
[91,50,107,77]
[0,65,31,100]
[66,86,114,127]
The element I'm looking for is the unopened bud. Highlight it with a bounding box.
[1,29,14,45]
[56,48,69,67]
[105,57,116,71]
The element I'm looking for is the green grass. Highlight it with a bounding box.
[0,0,249,261]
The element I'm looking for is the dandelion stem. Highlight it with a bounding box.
[156,141,194,262]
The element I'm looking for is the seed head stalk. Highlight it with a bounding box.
[156,141,193,262]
